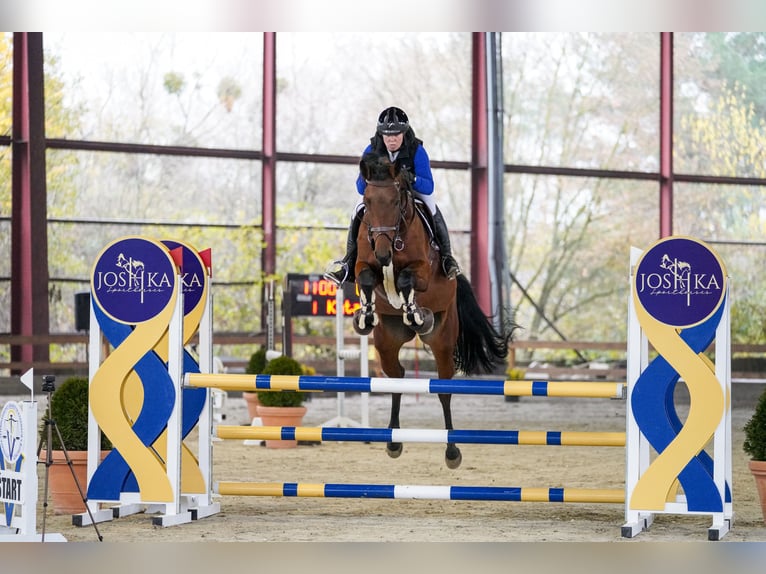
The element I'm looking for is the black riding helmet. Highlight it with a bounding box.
[377,106,409,135]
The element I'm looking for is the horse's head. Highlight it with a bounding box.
[359,152,411,267]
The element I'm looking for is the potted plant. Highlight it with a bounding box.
[743,387,766,524]
[243,347,268,422]
[256,355,307,448]
[42,376,112,515]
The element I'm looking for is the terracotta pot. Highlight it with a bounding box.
[47,450,109,515]
[255,405,307,449]
[243,392,261,422]
[749,459,766,524]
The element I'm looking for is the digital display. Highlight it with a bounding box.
[286,273,360,317]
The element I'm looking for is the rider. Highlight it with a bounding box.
[324,106,461,286]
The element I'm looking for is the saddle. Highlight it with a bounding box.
[412,197,439,252]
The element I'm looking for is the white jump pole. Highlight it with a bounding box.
[321,285,369,427]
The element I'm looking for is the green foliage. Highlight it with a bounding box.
[506,367,526,380]
[163,71,185,95]
[45,377,112,451]
[246,347,268,375]
[744,389,766,461]
[217,76,242,112]
[257,355,306,407]
[731,300,766,346]
[705,33,766,121]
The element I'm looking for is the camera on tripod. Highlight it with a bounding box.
[36,372,103,541]
[42,374,56,393]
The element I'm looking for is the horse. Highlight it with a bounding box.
[352,151,516,469]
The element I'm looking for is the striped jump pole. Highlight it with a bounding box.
[215,482,625,504]
[215,425,626,447]
[186,373,626,399]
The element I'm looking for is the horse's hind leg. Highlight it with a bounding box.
[438,393,462,469]
[386,393,403,459]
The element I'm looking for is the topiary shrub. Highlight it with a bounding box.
[257,355,306,407]
[45,376,112,451]
[744,389,766,461]
[246,347,268,375]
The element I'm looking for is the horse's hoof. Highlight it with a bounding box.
[353,322,374,336]
[409,308,434,335]
[445,449,462,469]
[352,310,375,335]
[419,310,435,335]
[386,442,403,459]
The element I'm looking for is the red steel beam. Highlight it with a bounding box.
[261,32,277,328]
[471,33,491,315]
[659,32,673,238]
[11,32,50,370]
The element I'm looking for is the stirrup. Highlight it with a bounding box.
[323,260,348,286]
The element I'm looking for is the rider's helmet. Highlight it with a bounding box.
[377,106,409,135]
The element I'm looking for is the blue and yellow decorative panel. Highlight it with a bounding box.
[630,236,729,512]
[87,236,182,503]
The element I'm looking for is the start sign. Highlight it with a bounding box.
[285,273,360,317]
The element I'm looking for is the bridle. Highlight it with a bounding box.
[363,178,411,252]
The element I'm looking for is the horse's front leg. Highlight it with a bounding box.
[396,268,434,335]
[438,393,462,469]
[353,267,378,336]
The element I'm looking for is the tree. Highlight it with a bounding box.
[705,33,766,122]
[676,81,766,344]
[501,33,660,355]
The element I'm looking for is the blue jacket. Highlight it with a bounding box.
[356,141,434,196]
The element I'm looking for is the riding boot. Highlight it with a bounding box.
[324,210,362,286]
[432,207,461,280]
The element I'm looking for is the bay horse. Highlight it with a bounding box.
[352,151,516,469]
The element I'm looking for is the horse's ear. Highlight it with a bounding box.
[394,159,414,187]
[359,157,370,181]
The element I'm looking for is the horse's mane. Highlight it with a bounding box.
[360,151,414,190]
[360,151,394,183]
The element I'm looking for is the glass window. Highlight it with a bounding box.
[1,34,11,138]
[0,140,9,333]
[276,33,472,160]
[675,33,766,179]
[502,33,660,172]
[47,149,262,224]
[44,33,264,149]
[506,174,658,343]
[0,214,8,332]
[283,163,472,277]
[674,181,766,344]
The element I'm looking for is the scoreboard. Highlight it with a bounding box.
[285,273,360,317]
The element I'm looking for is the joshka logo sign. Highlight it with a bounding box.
[91,237,178,324]
[634,236,727,328]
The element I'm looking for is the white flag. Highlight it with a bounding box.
[20,368,34,391]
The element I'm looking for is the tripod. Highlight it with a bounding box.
[37,375,103,542]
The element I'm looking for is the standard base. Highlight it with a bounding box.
[190,503,221,521]
[0,533,67,542]
[72,507,115,526]
[621,514,654,538]
[707,518,732,541]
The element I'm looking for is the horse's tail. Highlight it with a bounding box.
[454,274,516,374]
